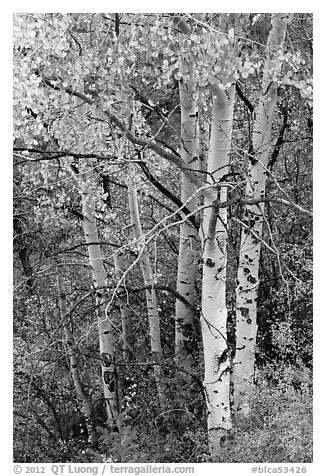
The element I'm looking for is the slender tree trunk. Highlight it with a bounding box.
[113,250,133,362]
[80,184,120,430]
[200,82,235,456]
[56,271,97,447]
[126,166,166,409]
[101,173,133,361]
[173,16,200,373]
[233,14,292,422]
[74,91,120,431]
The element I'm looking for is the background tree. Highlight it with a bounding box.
[233,13,292,422]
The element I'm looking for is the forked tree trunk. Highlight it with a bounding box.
[233,14,292,422]
[126,166,166,408]
[56,271,97,446]
[173,16,200,373]
[200,82,235,456]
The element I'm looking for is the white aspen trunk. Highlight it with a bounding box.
[200,82,235,456]
[101,173,133,361]
[113,250,133,362]
[81,183,120,431]
[174,23,200,373]
[56,271,97,446]
[73,90,119,431]
[233,14,292,421]
[125,167,166,408]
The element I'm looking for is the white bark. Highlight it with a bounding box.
[81,186,120,430]
[200,82,235,455]
[174,19,200,372]
[233,14,292,421]
[56,271,97,446]
[73,91,120,430]
[126,166,166,408]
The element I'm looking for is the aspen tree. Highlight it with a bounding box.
[126,165,166,408]
[172,16,200,373]
[101,176,133,362]
[80,181,120,430]
[200,81,235,455]
[74,94,120,431]
[113,250,133,362]
[233,14,292,421]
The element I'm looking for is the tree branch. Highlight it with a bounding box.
[217,194,312,216]
[236,82,254,113]
[41,75,205,190]
[138,159,198,229]
[13,147,116,163]
[121,283,197,314]
[268,106,290,170]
